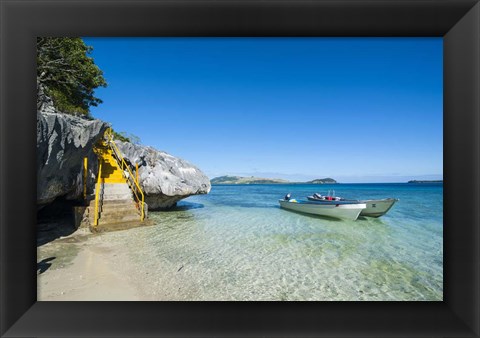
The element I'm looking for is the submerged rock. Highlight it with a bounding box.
[115,142,211,209]
[37,110,108,208]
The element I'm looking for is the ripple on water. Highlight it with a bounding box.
[99,184,443,301]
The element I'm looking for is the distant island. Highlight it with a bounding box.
[407,180,443,184]
[305,178,337,184]
[210,176,337,185]
[210,176,289,184]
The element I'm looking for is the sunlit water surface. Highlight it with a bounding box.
[107,183,443,301]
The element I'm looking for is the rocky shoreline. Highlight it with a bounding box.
[37,83,211,234]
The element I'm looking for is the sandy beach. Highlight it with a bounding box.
[37,217,224,301]
[37,227,142,301]
[37,220,201,301]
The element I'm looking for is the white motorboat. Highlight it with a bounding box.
[279,197,366,221]
[357,198,398,217]
[307,193,398,217]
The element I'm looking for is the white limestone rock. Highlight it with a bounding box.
[37,109,108,208]
[115,141,211,209]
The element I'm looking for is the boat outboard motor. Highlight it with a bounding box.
[284,193,291,201]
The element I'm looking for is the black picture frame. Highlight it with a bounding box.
[1,0,479,337]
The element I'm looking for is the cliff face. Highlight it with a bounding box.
[115,142,211,209]
[37,84,210,211]
[37,85,108,208]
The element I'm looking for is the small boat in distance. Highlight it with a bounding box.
[279,194,366,221]
[307,193,398,218]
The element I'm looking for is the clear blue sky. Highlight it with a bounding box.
[84,37,443,183]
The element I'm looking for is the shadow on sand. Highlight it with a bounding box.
[37,257,56,274]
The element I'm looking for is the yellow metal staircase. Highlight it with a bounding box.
[86,128,146,230]
[94,140,127,184]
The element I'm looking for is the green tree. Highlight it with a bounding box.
[37,37,107,116]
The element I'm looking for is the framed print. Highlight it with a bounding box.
[1,0,479,337]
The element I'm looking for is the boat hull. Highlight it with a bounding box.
[279,200,366,221]
[307,196,398,217]
[358,198,398,217]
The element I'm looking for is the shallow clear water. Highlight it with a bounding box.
[119,183,443,301]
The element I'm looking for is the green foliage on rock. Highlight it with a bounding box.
[112,130,142,145]
[112,130,130,143]
[37,37,107,117]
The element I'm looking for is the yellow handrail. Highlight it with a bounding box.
[94,161,102,226]
[83,157,88,199]
[104,128,145,221]
[136,163,139,183]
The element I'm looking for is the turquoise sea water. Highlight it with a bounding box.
[125,183,443,301]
